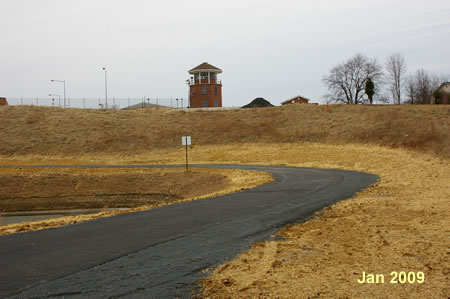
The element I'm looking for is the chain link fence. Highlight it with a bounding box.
[5,97,189,109]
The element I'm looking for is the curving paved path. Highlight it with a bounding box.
[0,164,377,298]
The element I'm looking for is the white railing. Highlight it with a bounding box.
[188,79,222,85]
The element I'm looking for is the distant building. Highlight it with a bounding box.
[431,82,450,104]
[281,95,312,106]
[187,62,222,108]
[0,97,8,106]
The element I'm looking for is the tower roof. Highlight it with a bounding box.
[189,62,222,74]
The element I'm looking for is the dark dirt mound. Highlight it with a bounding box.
[242,98,274,108]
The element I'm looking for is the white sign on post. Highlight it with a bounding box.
[182,136,191,171]
[182,136,191,145]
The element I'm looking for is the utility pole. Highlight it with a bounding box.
[50,79,66,108]
[102,67,108,109]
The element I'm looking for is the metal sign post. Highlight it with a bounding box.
[182,136,191,171]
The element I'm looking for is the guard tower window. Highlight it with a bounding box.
[202,86,207,95]
[214,87,218,95]
[201,72,208,80]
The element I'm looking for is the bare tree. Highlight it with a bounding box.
[404,75,416,104]
[415,69,434,104]
[323,54,383,104]
[385,53,407,104]
[403,70,448,104]
[376,93,392,104]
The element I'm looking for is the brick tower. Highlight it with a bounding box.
[187,62,222,108]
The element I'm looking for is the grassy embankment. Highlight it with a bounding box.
[1,104,449,298]
[1,104,449,160]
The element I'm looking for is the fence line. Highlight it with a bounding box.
[5,97,188,109]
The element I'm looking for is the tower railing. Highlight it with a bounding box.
[188,79,222,85]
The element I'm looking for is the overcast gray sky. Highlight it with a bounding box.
[1,0,449,107]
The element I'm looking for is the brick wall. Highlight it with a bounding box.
[189,84,222,108]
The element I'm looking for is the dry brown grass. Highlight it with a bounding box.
[0,168,229,212]
[1,105,449,158]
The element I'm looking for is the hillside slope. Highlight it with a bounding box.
[0,105,449,158]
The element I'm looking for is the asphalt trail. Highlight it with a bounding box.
[0,164,377,298]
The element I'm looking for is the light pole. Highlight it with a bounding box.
[102,67,108,109]
[186,79,191,108]
[48,94,61,107]
[50,80,66,108]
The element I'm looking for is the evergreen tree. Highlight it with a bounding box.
[365,78,375,104]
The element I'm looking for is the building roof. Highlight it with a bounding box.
[437,82,450,90]
[189,62,222,74]
[281,95,311,105]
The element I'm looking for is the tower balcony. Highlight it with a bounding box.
[187,78,222,86]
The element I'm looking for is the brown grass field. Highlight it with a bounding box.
[0,167,231,212]
[0,105,449,298]
[1,104,449,159]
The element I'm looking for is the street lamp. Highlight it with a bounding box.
[50,80,66,108]
[102,67,108,109]
[48,94,61,107]
[186,79,191,108]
